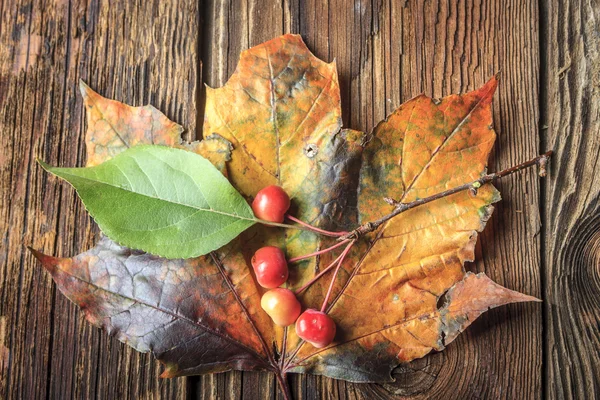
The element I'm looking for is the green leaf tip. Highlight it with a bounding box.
[36,158,52,171]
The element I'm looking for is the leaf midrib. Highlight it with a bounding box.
[52,257,270,366]
[52,168,258,223]
[210,252,279,370]
[289,310,440,369]
[401,83,496,195]
[84,84,132,149]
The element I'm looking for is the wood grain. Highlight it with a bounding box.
[0,0,198,398]
[1,0,597,399]
[199,0,542,398]
[540,0,600,398]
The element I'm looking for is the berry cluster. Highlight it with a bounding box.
[251,185,345,349]
[244,152,554,351]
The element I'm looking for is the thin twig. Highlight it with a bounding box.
[320,241,355,312]
[288,240,350,263]
[339,151,553,241]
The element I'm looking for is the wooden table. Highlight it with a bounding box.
[1,0,598,398]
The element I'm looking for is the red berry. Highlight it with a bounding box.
[295,309,336,348]
[252,185,290,223]
[261,288,301,327]
[251,246,289,288]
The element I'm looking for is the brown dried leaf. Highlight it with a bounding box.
[33,35,539,386]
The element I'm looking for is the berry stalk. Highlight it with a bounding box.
[320,240,355,312]
[285,214,348,237]
[288,239,350,263]
[294,251,345,295]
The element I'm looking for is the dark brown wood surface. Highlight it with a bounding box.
[541,0,600,398]
[0,0,597,399]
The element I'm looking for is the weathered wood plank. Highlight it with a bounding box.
[198,0,284,397]
[1,0,552,399]
[298,2,542,399]
[0,0,200,398]
[197,0,542,399]
[540,0,600,398]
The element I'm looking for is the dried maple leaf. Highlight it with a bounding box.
[81,81,233,173]
[287,78,518,376]
[32,34,540,396]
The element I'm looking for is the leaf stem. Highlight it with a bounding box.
[275,371,293,400]
[339,151,553,241]
[320,241,355,313]
[288,240,350,263]
[285,214,348,237]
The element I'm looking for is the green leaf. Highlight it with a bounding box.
[39,145,257,258]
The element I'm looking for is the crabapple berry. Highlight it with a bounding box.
[295,309,336,348]
[260,288,301,327]
[251,246,288,288]
[252,185,290,223]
